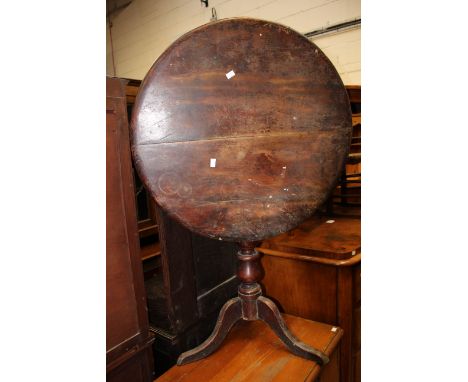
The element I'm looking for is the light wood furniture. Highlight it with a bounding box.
[154,315,343,382]
[107,77,154,381]
[259,216,361,382]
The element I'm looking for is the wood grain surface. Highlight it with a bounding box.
[131,18,351,242]
[260,216,361,260]
[154,314,343,382]
[257,216,361,381]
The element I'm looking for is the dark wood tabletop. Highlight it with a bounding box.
[131,18,351,242]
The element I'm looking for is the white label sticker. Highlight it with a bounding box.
[226,70,235,79]
[210,158,216,167]
[326,220,335,224]
[331,327,338,332]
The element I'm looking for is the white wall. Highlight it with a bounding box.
[106,0,360,84]
[106,20,114,76]
[312,27,360,84]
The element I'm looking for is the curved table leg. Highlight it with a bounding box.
[177,297,242,365]
[257,296,330,365]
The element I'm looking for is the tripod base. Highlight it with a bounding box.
[177,294,329,365]
[178,242,329,366]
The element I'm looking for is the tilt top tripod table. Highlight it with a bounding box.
[131,18,352,367]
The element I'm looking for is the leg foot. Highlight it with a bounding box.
[177,297,242,365]
[257,296,329,365]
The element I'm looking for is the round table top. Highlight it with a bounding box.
[131,18,351,242]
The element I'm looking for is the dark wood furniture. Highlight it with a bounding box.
[125,79,160,248]
[131,18,352,367]
[259,215,361,382]
[107,77,154,382]
[328,86,361,217]
[120,78,241,376]
[147,205,239,375]
[155,315,343,382]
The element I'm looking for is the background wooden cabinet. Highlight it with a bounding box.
[259,216,361,382]
[106,77,154,382]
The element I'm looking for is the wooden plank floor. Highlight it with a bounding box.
[155,314,343,382]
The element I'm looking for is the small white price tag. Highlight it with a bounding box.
[210,158,216,167]
[226,70,235,79]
